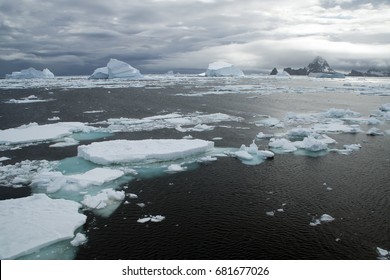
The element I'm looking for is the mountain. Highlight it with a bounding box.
[348,67,390,77]
[307,56,335,74]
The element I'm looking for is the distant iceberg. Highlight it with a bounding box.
[5,67,54,79]
[89,58,142,79]
[205,61,244,77]
[309,72,345,78]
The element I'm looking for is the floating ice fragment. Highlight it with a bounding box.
[81,188,125,210]
[367,127,384,136]
[320,214,335,222]
[256,117,280,127]
[256,132,273,139]
[269,138,297,153]
[78,139,214,165]
[0,122,95,145]
[379,103,390,112]
[376,247,389,258]
[198,155,218,162]
[137,215,165,223]
[205,61,244,77]
[266,211,275,217]
[166,164,187,173]
[49,137,79,148]
[127,193,138,199]
[294,136,328,152]
[70,233,87,247]
[0,194,86,259]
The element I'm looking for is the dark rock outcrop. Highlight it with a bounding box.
[283,67,308,76]
[270,68,278,75]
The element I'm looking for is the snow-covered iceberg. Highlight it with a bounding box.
[89,58,142,79]
[5,67,54,79]
[205,61,244,77]
[0,194,86,259]
[78,139,214,165]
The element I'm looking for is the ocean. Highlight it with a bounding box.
[0,75,389,260]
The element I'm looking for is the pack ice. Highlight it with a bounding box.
[78,139,214,165]
[89,58,142,79]
[5,67,54,79]
[0,194,86,259]
[205,61,244,77]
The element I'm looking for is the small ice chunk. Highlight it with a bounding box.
[256,117,280,127]
[234,150,254,161]
[256,132,273,139]
[198,155,218,162]
[166,164,187,173]
[379,103,390,112]
[266,211,275,217]
[258,150,275,159]
[81,188,125,210]
[150,215,165,222]
[309,219,321,226]
[376,247,389,257]
[48,116,61,121]
[70,233,87,247]
[320,214,335,222]
[136,203,146,208]
[367,127,384,136]
[269,138,297,153]
[182,135,193,139]
[137,217,151,223]
[0,156,10,162]
[294,136,328,152]
[127,193,138,199]
[212,137,223,141]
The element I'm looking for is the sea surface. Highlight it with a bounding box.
[0,75,389,259]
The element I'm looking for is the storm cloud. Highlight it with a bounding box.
[1,0,389,75]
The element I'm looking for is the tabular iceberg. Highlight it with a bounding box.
[5,67,54,79]
[205,61,244,77]
[89,58,142,79]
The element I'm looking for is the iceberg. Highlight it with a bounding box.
[205,61,244,77]
[0,194,86,259]
[5,67,54,79]
[88,67,109,79]
[81,188,125,210]
[78,139,214,165]
[89,58,142,79]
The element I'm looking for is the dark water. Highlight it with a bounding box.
[1,77,389,259]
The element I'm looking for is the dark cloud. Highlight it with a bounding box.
[0,0,389,76]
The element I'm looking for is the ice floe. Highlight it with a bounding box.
[227,140,274,165]
[309,214,335,226]
[70,233,87,247]
[0,122,95,146]
[376,247,390,260]
[78,139,214,165]
[4,95,54,104]
[103,112,242,133]
[81,188,125,210]
[137,215,166,223]
[166,163,187,173]
[0,194,86,259]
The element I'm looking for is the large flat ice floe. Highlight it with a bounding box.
[78,139,215,165]
[0,122,95,145]
[0,194,86,259]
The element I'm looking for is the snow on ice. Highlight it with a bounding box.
[78,139,214,165]
[205,61,244,77]
[0,194,86,259]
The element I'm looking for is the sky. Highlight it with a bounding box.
[1,0,390,76]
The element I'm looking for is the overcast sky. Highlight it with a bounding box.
[1,0,390,75]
